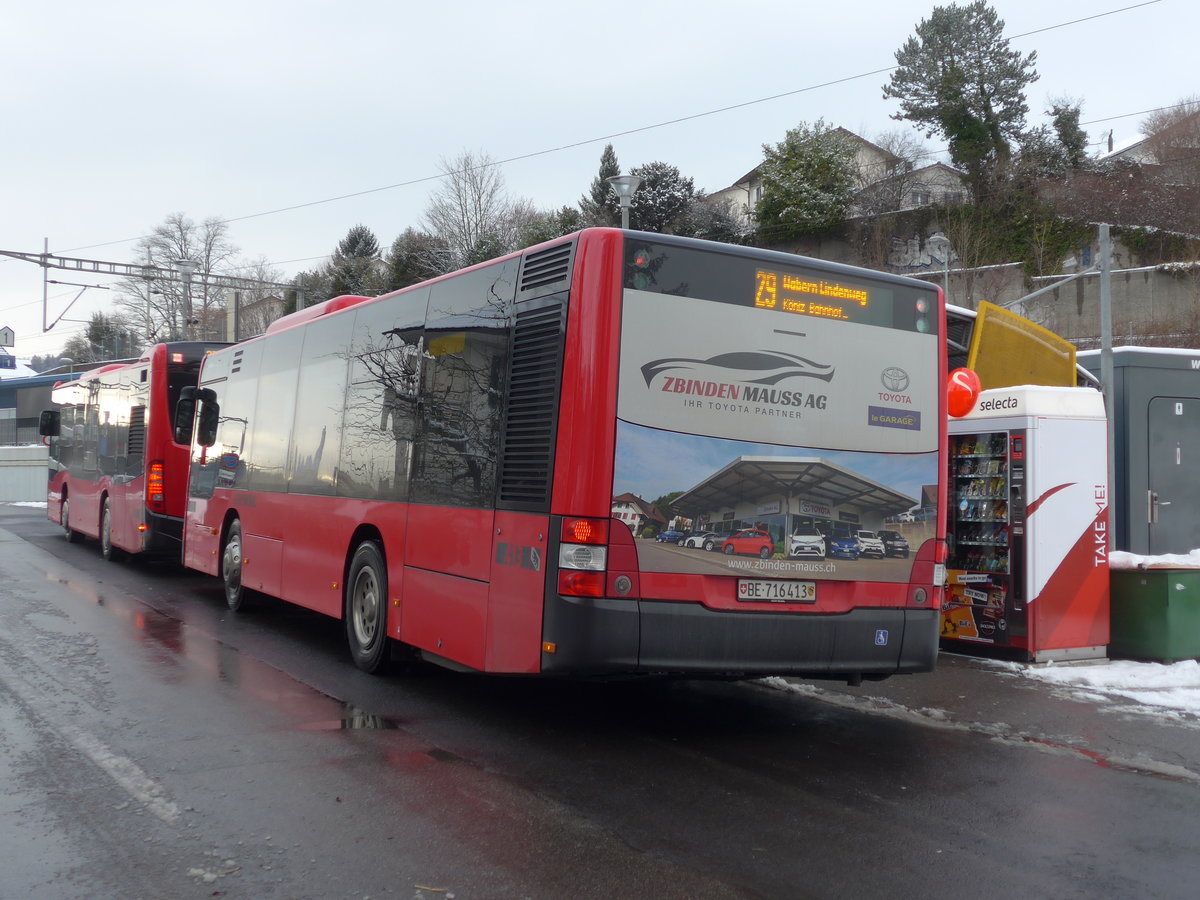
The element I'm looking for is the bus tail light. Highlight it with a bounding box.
[148,461,165,512]
[558,570,605,597]
[561,517,608,545]
[558,517,610,597]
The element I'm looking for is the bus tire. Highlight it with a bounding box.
[346,541,391,675]
[100,498,124,562]
[222,519,254,612]
[61,498,81,544]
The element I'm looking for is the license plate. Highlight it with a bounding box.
[737,579,816,603]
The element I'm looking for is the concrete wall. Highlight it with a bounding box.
[1013,266,1200,348]
[0,445,48,503]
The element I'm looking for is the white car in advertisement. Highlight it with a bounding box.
[788,530,827,559]
[856,530,886,558]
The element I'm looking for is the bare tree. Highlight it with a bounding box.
[421,150,531,271]
[855,129,932,214]
[227,256,288,337]
[115,213,238,342]
[1142,95,1200,187]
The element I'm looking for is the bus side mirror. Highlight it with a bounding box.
[196,388,219,448]
[174,387,196,445]
[39,409,60,437]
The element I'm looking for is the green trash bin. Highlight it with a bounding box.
[1110,570,1200,663]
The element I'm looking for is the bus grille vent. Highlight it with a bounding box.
[518,242,574,299]
[498,301,566,510]
[128,406,146,456]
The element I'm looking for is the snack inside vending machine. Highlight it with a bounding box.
[942,386,1110,661]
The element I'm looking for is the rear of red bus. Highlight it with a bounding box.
[535,230,946,681]
[46,341,228,558]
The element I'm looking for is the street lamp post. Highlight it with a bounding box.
[173,258,197,339]
[606,175,643,229]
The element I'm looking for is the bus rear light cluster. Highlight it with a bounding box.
[558,516,610,597]
[148,461,165,512]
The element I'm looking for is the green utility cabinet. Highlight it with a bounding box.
[1109,570,1200,663]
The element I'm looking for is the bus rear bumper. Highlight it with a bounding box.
[541,595,939,680]
[142,511,184,558]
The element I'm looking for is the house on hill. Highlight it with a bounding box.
[710,127,966,225]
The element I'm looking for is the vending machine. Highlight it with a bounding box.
[942,386,1110,661]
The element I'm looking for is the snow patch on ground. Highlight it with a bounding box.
[1010,658,1200,720]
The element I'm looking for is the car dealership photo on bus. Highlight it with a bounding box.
[177,229,947,681]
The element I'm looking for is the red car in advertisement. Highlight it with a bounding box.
[722,529,776,559]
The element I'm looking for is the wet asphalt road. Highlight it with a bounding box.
[2,505,1199,900]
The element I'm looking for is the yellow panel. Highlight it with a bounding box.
[965,301,1077,389]
[427,332,466,356]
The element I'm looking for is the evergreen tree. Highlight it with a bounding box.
[883,1,1038,202]
[516,206,586,249]
[383,228,450,290]
[1017,100,1088,180]
[61,312,139,363]
[619,161,696,234]
[329,224,383,296]
[754,120,857,241]
[580,144,621,225]
[291,267,332,308]
[1050,101,1088,171]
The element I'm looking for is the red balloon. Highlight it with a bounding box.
[947,368,981,417]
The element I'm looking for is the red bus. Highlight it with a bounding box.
[41,341,229,560]
[180,230,946,680]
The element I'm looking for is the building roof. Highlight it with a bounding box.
[612,492,669,525]
[672,456,918,519]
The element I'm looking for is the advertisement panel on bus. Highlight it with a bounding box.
[612,242,939,586]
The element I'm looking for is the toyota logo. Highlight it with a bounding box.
[881,367,910,392]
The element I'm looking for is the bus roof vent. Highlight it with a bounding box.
[518,241,574,300]
[497,299,566,510]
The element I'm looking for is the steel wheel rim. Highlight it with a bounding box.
[351,567,380,647]
[223,534,242,598]
[61,500,70,536]
[101,507,112,555]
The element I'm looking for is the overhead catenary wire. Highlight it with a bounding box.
[39,0,1164,265]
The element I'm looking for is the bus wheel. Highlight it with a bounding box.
[61,498,81,544]
[100,499,123,562]
[222,519,253,612]
[346,541,391,675]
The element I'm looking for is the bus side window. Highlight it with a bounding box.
[410,261,516,509]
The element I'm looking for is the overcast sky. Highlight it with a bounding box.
[0,0,1187,358]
